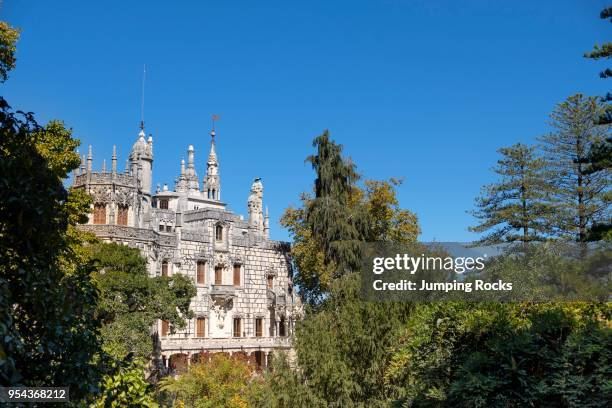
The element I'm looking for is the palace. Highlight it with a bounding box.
[73,123,301,373]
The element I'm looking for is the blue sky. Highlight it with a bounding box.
[2,0,609,242]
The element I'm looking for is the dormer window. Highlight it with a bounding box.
[215,225,223,241]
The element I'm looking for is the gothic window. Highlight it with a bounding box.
[214,266,223,285]
[267,275,274,290]
[162,260,169,277]
[117,205,128,226]
[196,317,207,338]
[233,264,241,286]
[215,225,223,241]
[159,199,168,210]
[166,225,172,232]
[233,318,242,337]
[255,318,263,337]
[161,320,169,337]
[197,261,206,285]
[159,224,164,232]
[93,203,106,224]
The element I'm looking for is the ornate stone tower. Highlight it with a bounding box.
[204,129,221,200]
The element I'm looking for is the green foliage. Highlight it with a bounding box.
[583,7,612,124]
[91,242,196,360]
[469,143,551,244]
[0,21,19,82]
[385,302,611,407]
[0,97,103,398]
[159,353,259,408]
[292,273,414,407]
[305,130,366,280]
[93,358,159,408]
[282,133,419,304]
[539,94,610,242]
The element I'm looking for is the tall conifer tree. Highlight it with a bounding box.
[469,143,550,244]
[539,94,610,241]
[305,130,368,278]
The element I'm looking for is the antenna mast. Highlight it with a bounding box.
[140,64,146,130]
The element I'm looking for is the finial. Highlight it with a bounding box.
[211,114,220,139]
[112,145,117,173]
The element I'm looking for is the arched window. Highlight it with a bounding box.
[215,225,223,241]
[93,203,106,224]
[162,260,169,277]
[117,205,128,226]
[196,261,206,284]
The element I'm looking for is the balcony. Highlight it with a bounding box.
[210,285,236,300]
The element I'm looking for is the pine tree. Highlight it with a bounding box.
[584,7,612,124]
[539,94,611,241]
[469,143,551,244]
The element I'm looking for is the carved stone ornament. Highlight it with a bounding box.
[115,187,134,206]
[90,185,112,204]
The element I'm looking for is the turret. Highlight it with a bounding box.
[129,123,153,195]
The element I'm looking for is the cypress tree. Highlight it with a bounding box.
[305,130,368,278]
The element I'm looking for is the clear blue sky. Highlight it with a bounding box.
[2,0,609,242]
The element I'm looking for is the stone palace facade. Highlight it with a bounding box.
[73,124,300,372]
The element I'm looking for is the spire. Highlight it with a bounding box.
[112,145,117,173]
[80,154,85,175]
[102,159,107,173]
[180,158,185,176]
[264,206,270,238]
[125,159,129,174]
[204,118,221,200]
[87,145,93,173]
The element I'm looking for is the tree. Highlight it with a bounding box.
[91,242,196,361]
[0,98,103,398]
[159,353,261,408]
[385,301,611,407]
[268,132,419,406]
[282,178,419,305]
[584,7,612,124]
[469,143,552,244]
[305,130,367,281]
[539,94,610,241]
[0,21,19,82]
[93,359,159,408]
[252,273,415,408]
